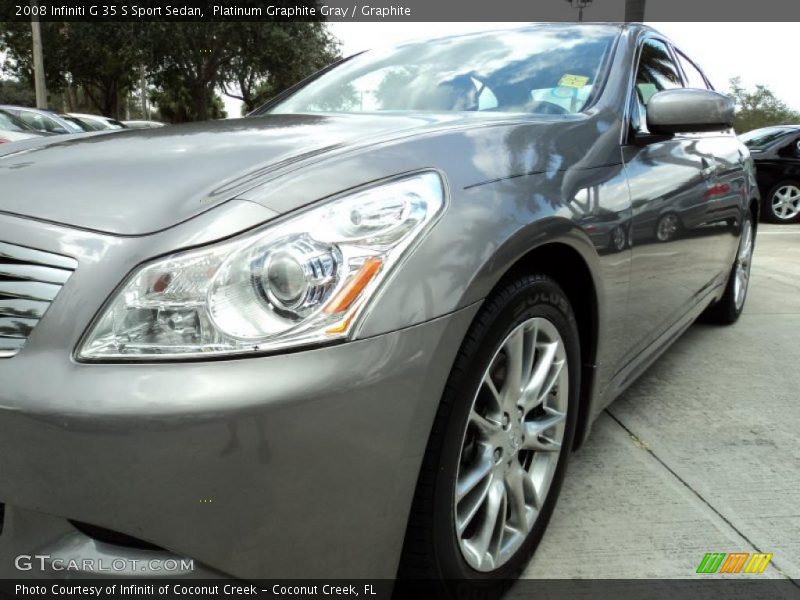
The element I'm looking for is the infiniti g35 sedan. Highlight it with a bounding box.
[0,23,756,593]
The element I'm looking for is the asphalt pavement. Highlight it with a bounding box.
[521,223,800,580]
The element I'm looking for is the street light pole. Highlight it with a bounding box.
[564,0,593,22]
[624,0,646,21]
[30,1,47,108]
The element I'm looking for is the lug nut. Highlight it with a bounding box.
[502,413,510,427]
[493,448,502,462]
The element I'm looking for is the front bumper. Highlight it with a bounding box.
[0,305,477,579]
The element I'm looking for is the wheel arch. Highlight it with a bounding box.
[487,236,601,450]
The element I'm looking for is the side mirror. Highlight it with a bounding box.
[646,89,735,135]
[51,127,70,135]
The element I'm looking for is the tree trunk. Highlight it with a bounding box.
[65,84,77,112]
[195,91,208,121]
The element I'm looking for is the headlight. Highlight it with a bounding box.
[78,171,446,360]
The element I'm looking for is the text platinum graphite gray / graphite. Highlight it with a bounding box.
[46,4,413,18]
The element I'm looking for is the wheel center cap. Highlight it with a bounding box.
[508,422,523,453]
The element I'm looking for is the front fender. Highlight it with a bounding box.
[358,170,609,341]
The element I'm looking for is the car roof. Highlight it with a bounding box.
[751,125,800,131]
[1,105,63,116]
[740,125,800,138]
[70,113,112,120]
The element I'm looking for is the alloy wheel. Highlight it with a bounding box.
[771,185,800,220]
[734,219,754,311]
[656,213,679,242]
[454,317,568,572]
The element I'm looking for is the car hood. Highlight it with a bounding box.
[0,113,472,235]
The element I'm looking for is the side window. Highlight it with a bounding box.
[676,51,710,90]
[18,111,46,132]
[17,111,34,128]
[777,135,800,159]
[632,39,683,132]
[45,115,74,133]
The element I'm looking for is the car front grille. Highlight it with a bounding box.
[0,241,77,358]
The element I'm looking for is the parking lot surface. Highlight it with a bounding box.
[522,223,800,580]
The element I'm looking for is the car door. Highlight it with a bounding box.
[622,37,733,355]
[674,48,743,272]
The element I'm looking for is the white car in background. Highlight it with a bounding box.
[68,113,127,131]
[0,105,90,135]
[0,108,47,144]
[122,119,166,129]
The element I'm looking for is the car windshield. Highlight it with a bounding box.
[61,116,92,132]
[265,25,618,116]
[73,117,107,131]
[739,127,797,149]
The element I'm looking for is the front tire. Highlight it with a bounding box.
[398,274,580,597]
[764,181,800,223]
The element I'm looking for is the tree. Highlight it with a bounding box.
[150,85,227,122]
[1,21,341,122]
[220,22,340,113]
[0,21,67,101]
[0,78,35,105]
[729,77,800,134]
[59,24,144,117]
[0,22,143,116]
[143,23,241,122]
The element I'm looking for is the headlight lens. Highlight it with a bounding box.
[78,171,445,360]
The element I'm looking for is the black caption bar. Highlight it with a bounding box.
[2,0,800,22]
[3,579,800,600]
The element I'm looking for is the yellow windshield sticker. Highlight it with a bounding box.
[559,74,589,88]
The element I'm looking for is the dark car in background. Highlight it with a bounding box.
[0,23,757,594]
[740,125,800,223]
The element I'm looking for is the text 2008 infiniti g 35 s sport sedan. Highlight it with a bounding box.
[0,23,756,591]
